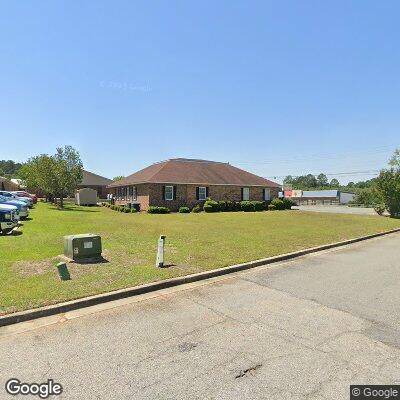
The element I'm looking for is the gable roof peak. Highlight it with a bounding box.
[155,158,228,165]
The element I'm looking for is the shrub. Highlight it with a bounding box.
[233,201,242,211]
[203,199,220,212]
[191,205,202,213]
[240,201,255,212]
[224,201,234,211]
[270,198,285,210]
[281,198,295,210]
[268,204,277,211]
[148,206,170,214]
[218,201,227,212]
[239,201,265,212]
[253,201,266,211]
[123,207,131,213]
[131,208,137,213]
[179,206,190,213]
[374,204,386,216]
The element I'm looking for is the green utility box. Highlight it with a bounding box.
[64,234,102,261]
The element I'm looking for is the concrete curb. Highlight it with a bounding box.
[2,227,400,327]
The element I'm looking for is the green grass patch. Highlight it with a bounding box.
[1,202,399,314]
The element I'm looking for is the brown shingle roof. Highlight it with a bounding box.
[78,170,113,186]
[108,159,280,188]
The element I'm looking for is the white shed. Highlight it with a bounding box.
[75,188,98,206]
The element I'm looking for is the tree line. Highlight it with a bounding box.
[283,173,375,190]
[0,160,23,179]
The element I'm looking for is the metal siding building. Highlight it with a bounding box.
[288,190,355,205]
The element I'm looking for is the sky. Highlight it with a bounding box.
[0,0,399,183]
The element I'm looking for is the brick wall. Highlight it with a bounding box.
[148,183,280,211]
[112,183,150,211]
[111,183,280,211]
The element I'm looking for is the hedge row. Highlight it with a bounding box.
[101,198,295,214]
[202,198,294,213]
[101,203,137,213]
[148,206,170,214]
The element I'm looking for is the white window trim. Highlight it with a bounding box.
[264,188,271,201]
[198,186,207,201]
[242,187,250,201]
[165,185,174,201]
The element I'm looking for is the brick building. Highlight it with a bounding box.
[107,158,280,211]
[77,170,112,199]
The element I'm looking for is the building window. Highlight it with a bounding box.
[128,186,137,200]
[165,185,174,201]
[264,188,271,201]
[242,187,250,201]
[198,187,207,201]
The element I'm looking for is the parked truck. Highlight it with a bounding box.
[0,204,19,234]
[0,195,29,220]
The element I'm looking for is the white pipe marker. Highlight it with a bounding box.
[156,235,166,267]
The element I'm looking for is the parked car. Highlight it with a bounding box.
[0,204,19,234]
[12,190,37,204]
[0,195,29,220]
[0,191,33,208]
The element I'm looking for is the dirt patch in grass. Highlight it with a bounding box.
[13,257,61,277]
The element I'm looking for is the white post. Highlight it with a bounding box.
[156,235,166,267]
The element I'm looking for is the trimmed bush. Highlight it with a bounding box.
[225,201,235,212]
[253,201,266,211]
[239,201,265,212]
[281,198,295,210]
[148,206,170,214]
[268,204,277,211]
[218,201,227,212]
[191,205,202,213]
[270,198,285,210]
[240,201,255,212]
[233,201,242,212]
[203,199,220,213]
[131,208,137,213]
[179,206,190,213]
[123,207,131,213]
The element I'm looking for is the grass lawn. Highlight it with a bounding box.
[1,202,399,315]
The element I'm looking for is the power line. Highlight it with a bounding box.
[265,169,380,179]
[229,145,396,166]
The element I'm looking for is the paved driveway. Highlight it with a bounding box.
[1,233,400,399]
[293,205,378,215]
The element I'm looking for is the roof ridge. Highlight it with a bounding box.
[153,158,228,165]
[83,170,112,180]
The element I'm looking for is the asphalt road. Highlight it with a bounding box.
[1,233,400,400]
[293,205,377,215]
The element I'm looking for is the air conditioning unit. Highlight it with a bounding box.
[64,234,102,261]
